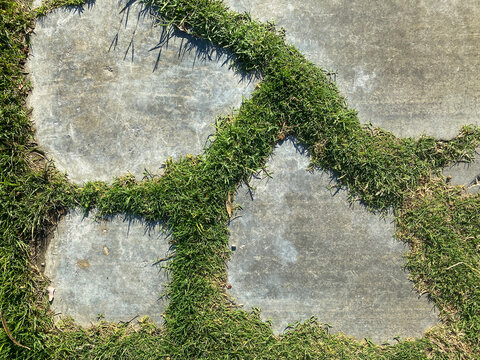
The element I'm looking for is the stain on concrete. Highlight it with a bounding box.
[225,0,480,139]
[45,210,171,326]
[76,259,90,269]
[227,139,439,343]
[28,0,256,183]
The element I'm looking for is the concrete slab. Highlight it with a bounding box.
[443,148,480,193]
[227,139,438,343]
[224,0,480,139]
[28,0,255,183]
[44,210,171,326]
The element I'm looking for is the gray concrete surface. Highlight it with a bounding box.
[227,139,439,343]
[443,148,480,193]
[44,210,171,326]
[28,0,255,183]
[224,0,480,139]
[29,0,473,341]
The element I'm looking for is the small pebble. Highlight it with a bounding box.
[231,245,236,251]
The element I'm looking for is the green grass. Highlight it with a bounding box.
[397,180,480,354]
[1,0,480,358]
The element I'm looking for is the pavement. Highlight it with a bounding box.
[225,0,480,139]
[44,210,172,326]
[227,139,439,343]
[29,0,480,342]
[28,0,255,183]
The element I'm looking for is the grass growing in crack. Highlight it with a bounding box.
[0,0,78,357]
[2,0,480,358]
[397,179,480,355]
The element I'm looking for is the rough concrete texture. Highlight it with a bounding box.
[443,148,480,193]
[227,139,438,343]
[45,210,171,326]
[225,0,480,139]
[28,0,255,183]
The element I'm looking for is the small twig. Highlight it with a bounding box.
[0,310,31,350]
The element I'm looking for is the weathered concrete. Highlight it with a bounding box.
[45,210,171,326]
[28,0,255,183]
[29,0,471,341]
[227,139,438,343]
[443,148,480,193]
[225,0,480,139]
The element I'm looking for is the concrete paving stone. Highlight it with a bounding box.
[28,0,255,183]
[227,138,439,343]
[442,148,480,194]
[29,0,471,340]
[224,0,480,139]
[44,210,171,326]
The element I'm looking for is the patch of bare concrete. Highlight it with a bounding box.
[227,139,439,343]
[443,148,480,193]
[28,0,255,183]
[45,210,171,326]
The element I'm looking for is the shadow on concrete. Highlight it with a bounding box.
[101,211,171,236]
[60,0,97,15]
[42,0,256,83]
[116,0,258,153]
[246,136,341,197]
[243,136,393,218]
[112,0,258,83]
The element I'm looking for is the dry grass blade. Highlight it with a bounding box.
[0,310,31,350]
[445,262,480,276]
[226,191,232,218]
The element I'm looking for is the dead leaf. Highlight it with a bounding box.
[47,286,55,302]
[77,259,90,269]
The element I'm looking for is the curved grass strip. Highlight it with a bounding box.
[1,0,480,358]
